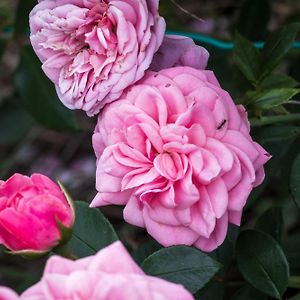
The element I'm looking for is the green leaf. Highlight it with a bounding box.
[231,285,268,300]
[15,46,78,131]
[0,100,33,145]
[250,114,300,127]
[284,230,300,273]
[235,0,271,40]
[132,240,162,264]
[141,246,221,294]
[233,32,260,84]
[255,207,283,243]
[260,23,300,80]
[253,88,300,109]
[290,152,300,208]
[246,126,300,207]
[14,0,36,36]
[261,74,299,90]
[69,201,118,258]
[236,230,289,299]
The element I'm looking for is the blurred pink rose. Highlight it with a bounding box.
[0,173,74,252]
[0,287,18,300]
[91,66,270,252]
[6,241,192,299]
[150,35,209,71]
[29,0,166,116]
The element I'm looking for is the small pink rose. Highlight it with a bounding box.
[91,66,271,252]
[13,241,192,299]
[0,173,74,253]
[29,0,166,116]
[150,35,209,71]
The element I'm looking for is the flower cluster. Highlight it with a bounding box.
[28,0,270,252]
[0,0,271,298]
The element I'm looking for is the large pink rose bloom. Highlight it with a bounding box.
[29,0,166,116]
[91,66,271,252]
[8,241,192,299]
[0,173,74,252]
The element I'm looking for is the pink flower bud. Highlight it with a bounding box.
[0,173,74,254]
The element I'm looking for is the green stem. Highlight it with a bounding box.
[250,113,300,127]
[289,276,300,289]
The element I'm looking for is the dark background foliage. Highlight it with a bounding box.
[0,0,300,299]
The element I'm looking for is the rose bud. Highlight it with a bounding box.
[17,241,192,299]
[91,66,271,252]
[29,0,166,116]
[0,173,74,256]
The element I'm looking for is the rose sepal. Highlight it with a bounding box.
[6,249,50,260]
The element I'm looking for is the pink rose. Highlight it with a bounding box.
[29,0,166,116]
[91,66,270,252]
[150,35,209,72]
[0,242,192,299]
[0,287,18,300]
[0,173,74,253]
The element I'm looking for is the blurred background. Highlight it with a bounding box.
[0,0,300,298]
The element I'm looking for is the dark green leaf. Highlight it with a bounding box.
[14,0,36,36]
[284,230,300,273]
[250,114,300,127]
[69,201,118,258]
[260,23,300,80]
[290,152,300,208]
[235,0,271,40]
[261,74,299,90]
[0,100,33,145]
[141,246,221,294]
[15,46,78,131]
[246,126,300,207]
[233,32,260,84]
[255,207,283,243]
[236,230,289,299]
[254,88,300,109]
[195,282,224,300]
[231,285,268,300]
[132,240,162,264]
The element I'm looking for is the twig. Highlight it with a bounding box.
[169,0,204,22]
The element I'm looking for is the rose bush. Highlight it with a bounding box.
[0,173,74,253]
[29,0,166,116]
[0,242,193,299]
[150,35,209,71]
[91,66,270,252]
